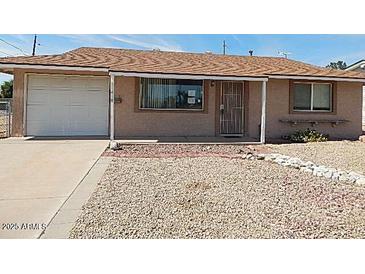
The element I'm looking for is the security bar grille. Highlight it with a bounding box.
[220,82,244,136]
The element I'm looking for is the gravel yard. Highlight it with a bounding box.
[267,141,365,175]
[70,154,365,239]
[103,144,268,158]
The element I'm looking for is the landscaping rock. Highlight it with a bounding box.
[270,141,365,176]
[339,175,348,181]
[300,167,313,173]
[356,178,365,185]
[256,154,265,160]
[324,171,333,179]
[332,172,340,181]
[249,151,365,186]
[109,141,119,150]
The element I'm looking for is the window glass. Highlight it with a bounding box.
[140,78,203,109]
[313,84,331,111]
[293,83,311,110]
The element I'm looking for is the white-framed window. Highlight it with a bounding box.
[139,78,204,110]
[293,82,332,112]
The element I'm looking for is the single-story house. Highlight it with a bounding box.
[0,47,364,143]
[345,60,365,127]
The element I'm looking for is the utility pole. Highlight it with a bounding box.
[223,40,227,55]
[32,35,37,56]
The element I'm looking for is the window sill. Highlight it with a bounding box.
[136,108,207,113]
[290,109,334,115]
[280,119,349,127]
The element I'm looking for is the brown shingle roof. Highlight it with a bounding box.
[1,47,365,80]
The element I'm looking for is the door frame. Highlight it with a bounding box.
[219,81,245,137]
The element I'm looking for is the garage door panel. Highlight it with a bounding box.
[91,107,108,120]
[71,77,89,90]
[50,107,69,122]
[27,75,109,136]
[46,121,68,135]
[28,75,51,89]
[27,89,49,105]
[70,93,85,106]
[51,77,75,89]
[27,121,49,135]
[87,78,109,91]
[69,122,107,135]
[69,105,89,120]
[89,90,109,101]
[70,92,99,105]
[27,105,49,121]
[49,91,72,105]
[27,121,67,136]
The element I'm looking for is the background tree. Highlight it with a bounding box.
[326,61,347,70]
[0,80,13,98]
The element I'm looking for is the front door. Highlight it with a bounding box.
[219,81,244,136]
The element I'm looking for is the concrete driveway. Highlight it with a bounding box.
[0,138,108,238]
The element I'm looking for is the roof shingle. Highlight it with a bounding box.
[1,47,365,80]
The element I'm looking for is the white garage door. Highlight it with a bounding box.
[26,75,109,136]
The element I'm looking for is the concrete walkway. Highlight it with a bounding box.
[0,138,108,239]
[41,156,112,239]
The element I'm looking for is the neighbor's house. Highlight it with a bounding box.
[345,60,365,128]
[0,47,364,143]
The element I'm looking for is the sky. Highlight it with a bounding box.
[1,34,365,84]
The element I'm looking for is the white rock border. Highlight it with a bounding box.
[242,152,365,186]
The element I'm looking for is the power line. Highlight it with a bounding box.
[0,49,14,57]
[0,38,29,55]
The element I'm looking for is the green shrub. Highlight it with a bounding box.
[283,129,329,143]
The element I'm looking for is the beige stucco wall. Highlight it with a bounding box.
[347,67,365,126]
[114,76,216,137]
[11,69,25,136]
[265,79,363,140]
[113,77,363,139]
[246,81,262,139]
[9,70,363,140]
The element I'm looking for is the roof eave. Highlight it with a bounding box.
[109,71,268,82]
[268,74,365,83]
[345,60,365,71]
[1,62,364,83]
[0,63,109,72]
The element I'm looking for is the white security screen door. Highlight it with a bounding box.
[220,81,244,136]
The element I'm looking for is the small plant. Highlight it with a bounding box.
[283,129,329,143]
